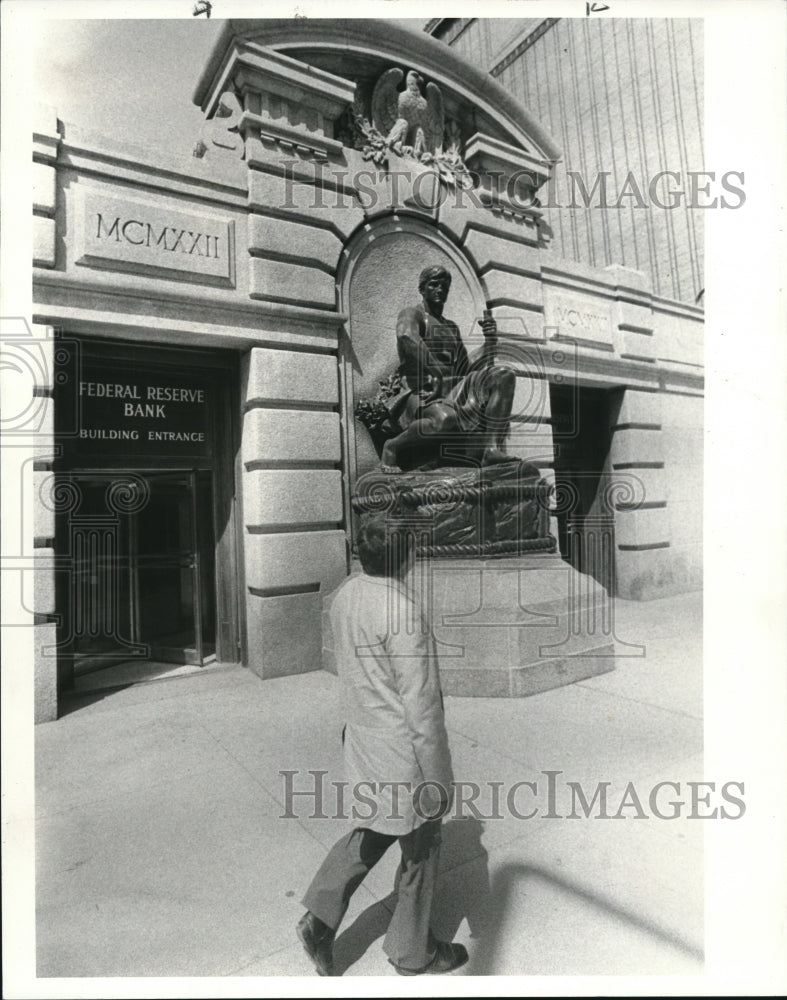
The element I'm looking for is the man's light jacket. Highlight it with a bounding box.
[328,572,454,836]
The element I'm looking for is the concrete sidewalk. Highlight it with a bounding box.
[35,590,703,978]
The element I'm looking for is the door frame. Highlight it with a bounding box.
[53,337,243,690]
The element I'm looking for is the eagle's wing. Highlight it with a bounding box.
[371,68,404,136]
[423,82,445,154]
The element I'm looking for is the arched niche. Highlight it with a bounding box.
[338,213,486,485]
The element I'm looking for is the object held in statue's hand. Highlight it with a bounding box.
[421,371,443,404]
[481,308,497,340]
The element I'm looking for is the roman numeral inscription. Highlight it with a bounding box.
[77,190,234,287]
[96,215,222,259]
[555,305,610,335]
[544,289,615,349]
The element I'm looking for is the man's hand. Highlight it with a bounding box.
[416,780,453,820]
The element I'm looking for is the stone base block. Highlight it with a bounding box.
[322,552,617,698]
[247,590,323,680]
[509,645,615,698]
[615,543,702,601]
[35,622,59,723]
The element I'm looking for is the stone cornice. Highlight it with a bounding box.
[464,132,552,188]
[651,295,705,322]
[54,132,248,207]
[193,19,562,168]
[33,269,346,347]
[241,113,344,161]
[514,338,704,392]
[225,43,356,122]
[33,105,60,164]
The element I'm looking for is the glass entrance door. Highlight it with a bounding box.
[135,471,215,665]
[70,470,216,674]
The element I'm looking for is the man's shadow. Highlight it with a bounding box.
[331,816,704,976]
[331,817,490,976]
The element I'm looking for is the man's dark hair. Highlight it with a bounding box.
[357,514,414,577]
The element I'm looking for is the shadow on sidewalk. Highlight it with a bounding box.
[57,686,133,717]
[329,817,703,975]
[463,862,704,974]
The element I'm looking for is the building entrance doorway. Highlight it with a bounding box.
[68,470,216,675]
[549,382,620,592]
[55,338,241,688]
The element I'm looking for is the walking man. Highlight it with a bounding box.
[296,514,467,976]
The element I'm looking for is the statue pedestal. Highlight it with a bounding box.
[351,460,555,558]
[322,552,616,697]
[323,462,617,697]
[412,551,615,697]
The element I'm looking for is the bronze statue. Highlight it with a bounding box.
[378,265,516,473]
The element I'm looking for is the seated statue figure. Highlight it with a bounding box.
[379,264,516,473]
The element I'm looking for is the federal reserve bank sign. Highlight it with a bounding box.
[71,367,212,458]
[75,189,235,287]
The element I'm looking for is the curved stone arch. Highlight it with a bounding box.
[195,19,561,166]
[336,211,486,488]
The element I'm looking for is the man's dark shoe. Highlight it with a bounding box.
[392,940,469,976]
[296,911,335,976]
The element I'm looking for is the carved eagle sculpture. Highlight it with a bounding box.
[371,68,444,159]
